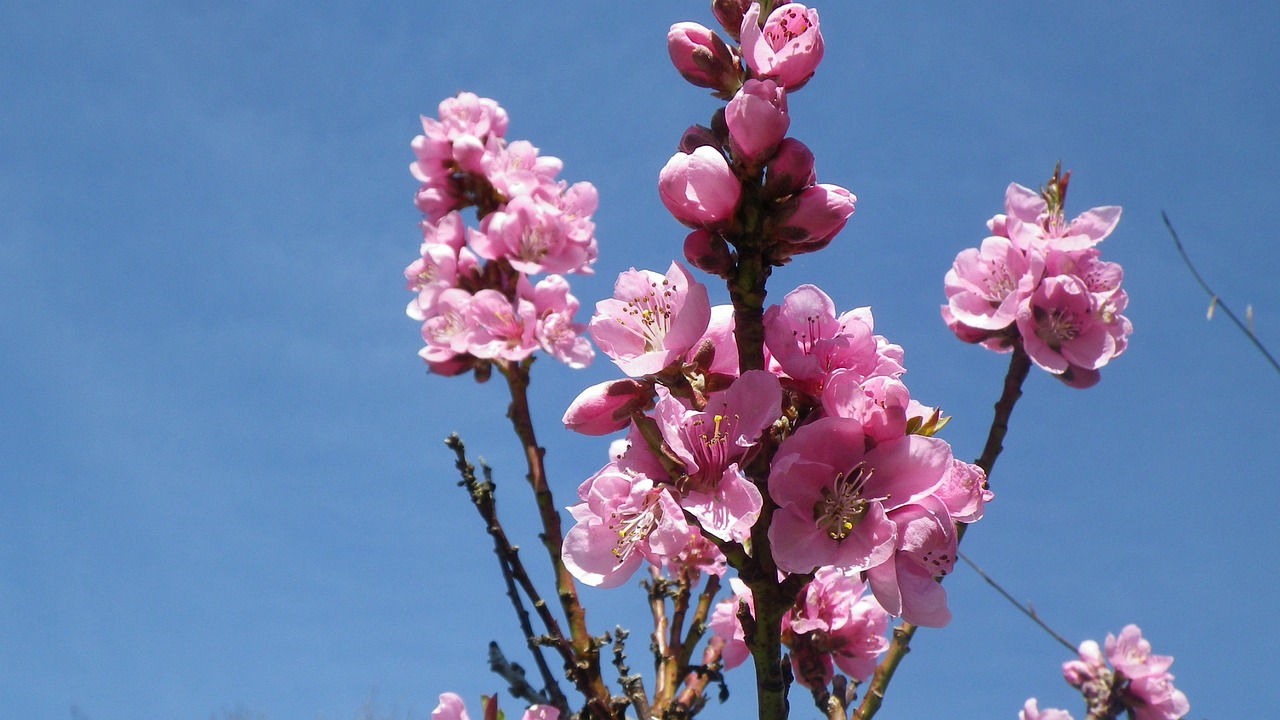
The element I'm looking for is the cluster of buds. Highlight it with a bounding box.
[561,266,992,633]
[1021,625,1190,720]
[942,168,1132,388]
[406,93,597,375]
[710,568,890,689]
[664,1,856,269]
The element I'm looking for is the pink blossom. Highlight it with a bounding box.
[708,578,754,669]
[661,530,728,580]
[1127,673,1190,720]
[562,465,690,588]
[943,235,1043,332]
[432,693,472,720]
[656,370,781,541]
[483,139,563,200]
[864,497,957,627]
[1019,699,1074,720]
[770,183,856,256]
[763,284,879,392]
[667,22,740,92]
[1003,182,1123,253]
[419,288,475,364]
[726,79,790,165]
[783,568,890,687]
[740,3,825,90]
[1105,624,1175,680]
[476,195,591,276]
[820,371,910,445]
[658,146,742,228]
[767,418,950,574]
[526,274,593,368]
[1016,274,1117,377]
[464,289,539,362]
[432,92,509,143]
[562,379,654,436]
[431,694,558,720]
[590,262,712,376]
[933,457,992,524]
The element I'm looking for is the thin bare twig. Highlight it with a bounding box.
[956,551,1076,653]
[1163,210,1280,375]
[445,434,571,714]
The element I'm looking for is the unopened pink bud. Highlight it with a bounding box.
[667,23,740,93]
[772,183,856,251]
[684,230,735,277]
[562,379,654,435]
[726,79,789,166]
[763,137,815,198]
[658,146,742,228]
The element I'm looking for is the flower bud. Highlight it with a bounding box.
[771,183,855,253]
[678,124,721,154]
[562,379,654,435]
[725,79,789,166]
[658,146,742,228]
[762,138,816,198]
[683,230,735,277]
[667,23,740,93]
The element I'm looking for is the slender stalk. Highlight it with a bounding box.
[497,360,616,718]
[853,342,1033,719]
[956,550,1076,653]
[1163,211,1280,376]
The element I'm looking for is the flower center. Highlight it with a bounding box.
[623,278,677,352]
[1034,306,1080,348]
[814,463,880,541]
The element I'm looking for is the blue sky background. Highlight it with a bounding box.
[3,1,1276,718]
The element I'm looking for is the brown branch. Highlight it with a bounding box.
[611,628,652,720]
[678,574,722,671]
[445,435,572,714]
[496,360,616,718]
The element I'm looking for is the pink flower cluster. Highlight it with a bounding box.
[406,93,597,375]
[432,692,558,720]
[562,268,991,629]
[709,568,890,689]
[664,2,855,267]
[942,173,1131,388]
[1022,625,1190,720]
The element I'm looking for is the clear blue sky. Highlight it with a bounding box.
[2,2,1276,718]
